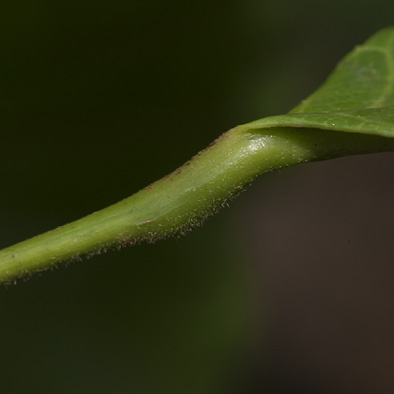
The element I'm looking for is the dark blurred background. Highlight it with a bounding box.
[1,1,394,393]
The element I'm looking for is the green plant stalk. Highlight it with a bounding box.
[1,125,394,283]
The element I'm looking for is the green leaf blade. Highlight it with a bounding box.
[246,108,394,138]
[293,27,394,113]
[245,27,394,139]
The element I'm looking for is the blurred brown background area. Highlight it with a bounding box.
[234,154,394,394]
[0,1,393,393]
